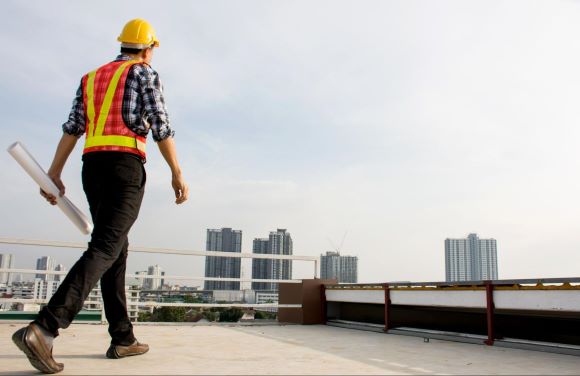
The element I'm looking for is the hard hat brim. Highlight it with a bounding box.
[120,41,159,49]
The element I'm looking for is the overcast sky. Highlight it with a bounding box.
[2,0,580,285]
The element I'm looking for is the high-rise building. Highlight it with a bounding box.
[320,251,358,283]
[445,233,498,282]
[145,265,165,290]
[252,229,293,291]
[204,228,242,290]
[54,264,66,282]
[36,256,55,282]
[0,254,15,285]
[135,270,148,289]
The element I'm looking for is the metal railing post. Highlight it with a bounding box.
[383,283,391,332]
[320,283,327,324]
[484,281,495,346]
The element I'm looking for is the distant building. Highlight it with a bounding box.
[204,228,242,290]
[0,254,14,285]
[252,229,293,291]
[83,285,140,321]
[445,233,498,282]
[10,281,35,300]
[36,256,55,282]
[54,264,66,282]
[320,251,358,283]
[33,279,60,300]
[145,265,165,290]
[256,291,279,313]
[212,289,255,304]
[135,271,148,289]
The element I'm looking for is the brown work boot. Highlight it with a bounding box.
[106,340,149,359]
[12,323,64,374]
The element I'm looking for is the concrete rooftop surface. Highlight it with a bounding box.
[1,323,580,375]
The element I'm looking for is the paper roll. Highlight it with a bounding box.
[7,141,93,235]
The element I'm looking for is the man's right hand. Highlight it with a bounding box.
[40,174,65,206]
[41,133,78,205]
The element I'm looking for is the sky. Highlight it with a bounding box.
[1,0,580,286]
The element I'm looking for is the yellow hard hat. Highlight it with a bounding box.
[117,18,160,49]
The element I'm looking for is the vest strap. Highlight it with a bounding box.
[84,135,146,153]
[94,61,136,137]
[86,71,96,137]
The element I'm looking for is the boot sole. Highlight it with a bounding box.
[106,345,149,359]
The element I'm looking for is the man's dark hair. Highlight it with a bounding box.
[120,47,144,54]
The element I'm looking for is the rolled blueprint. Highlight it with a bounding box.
[7,141,93,235]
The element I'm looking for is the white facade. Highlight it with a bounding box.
[6,273,140,321]
[212,289,256,303]
[33,279,60,300]
[83,286,140,321]
[10,281,36,300]
[478,239,498,280]
[256,291,279,313]
[0,254,14,285]
[145,265,164,290]
[445,233,498,282]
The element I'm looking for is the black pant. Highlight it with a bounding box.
[35,152,146,345]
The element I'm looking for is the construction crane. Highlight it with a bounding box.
[327,230,348,255]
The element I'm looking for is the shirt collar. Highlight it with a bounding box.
[115,54,135,61]
[115,54,150,68]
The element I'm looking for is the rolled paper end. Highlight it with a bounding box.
[8,141,94,235]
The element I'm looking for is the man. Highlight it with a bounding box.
[12,19,188,374]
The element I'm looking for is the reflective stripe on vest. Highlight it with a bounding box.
[84,135,146,151]
[83,60,146,156]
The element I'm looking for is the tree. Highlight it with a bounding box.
[184,309,203,322]
[150,306,186,322]
[202,310,219,322]
[183,295,203,303]
[219,308,243,322]
[138,311,152,322]
[254,311,277,320]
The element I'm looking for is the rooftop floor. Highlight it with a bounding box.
[1,322,580,375]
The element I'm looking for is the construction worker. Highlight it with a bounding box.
[12,19,188,374]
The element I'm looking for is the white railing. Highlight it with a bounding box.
[0,237,320,278]
[1,268,304,284]
[0,237,316,319]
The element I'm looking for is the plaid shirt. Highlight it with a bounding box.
[62,55,174,142]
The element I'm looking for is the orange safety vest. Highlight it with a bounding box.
[82,60,147,159]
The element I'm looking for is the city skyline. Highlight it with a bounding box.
[0,229,538,287]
